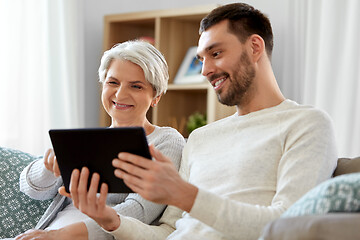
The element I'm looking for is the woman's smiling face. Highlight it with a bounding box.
[101,59,157,127]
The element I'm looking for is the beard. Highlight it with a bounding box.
[214,52,256,106]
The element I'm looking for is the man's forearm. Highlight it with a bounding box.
[171,180,198,212]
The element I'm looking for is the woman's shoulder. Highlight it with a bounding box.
[146,126,186,150]
[150,126,185,168]
[150,126,185,142]
[148,126,185,159]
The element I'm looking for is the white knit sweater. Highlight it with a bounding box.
[109,99,338,240]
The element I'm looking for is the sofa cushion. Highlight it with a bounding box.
[260,172,360,240]
[0,146,51,238]
[334,156,360,176]
[260,213,360,240]
[282,172,360,217]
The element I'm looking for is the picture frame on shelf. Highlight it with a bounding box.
[173,46,206,84]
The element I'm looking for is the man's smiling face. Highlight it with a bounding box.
[197,20,256,106]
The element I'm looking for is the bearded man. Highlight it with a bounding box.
[57,3,338,240]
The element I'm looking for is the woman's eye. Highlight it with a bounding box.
[132,85,142,89]
[107,81,118,85]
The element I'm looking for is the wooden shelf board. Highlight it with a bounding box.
[167,82,211,90]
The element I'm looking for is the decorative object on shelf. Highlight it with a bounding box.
[173,46,206,84]
[138,36,155,46]
[186,112,207,134]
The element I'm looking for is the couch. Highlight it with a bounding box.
[1,146,359,239]
[260,156,360,240]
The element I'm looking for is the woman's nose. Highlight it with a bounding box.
[115,86,126,98]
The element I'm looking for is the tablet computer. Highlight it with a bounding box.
[49,127,151,193]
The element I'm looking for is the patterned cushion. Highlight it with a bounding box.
[0,147,51,238]
[282,172,360,217]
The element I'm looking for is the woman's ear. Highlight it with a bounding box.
[248,34,265,62]
[151,93,162,107]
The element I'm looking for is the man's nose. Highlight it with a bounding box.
[201,58,215,77]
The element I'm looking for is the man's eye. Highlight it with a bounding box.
[212,51,221,58]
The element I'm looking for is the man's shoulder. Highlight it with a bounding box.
[280,100,332,123]
[276,100,334,135]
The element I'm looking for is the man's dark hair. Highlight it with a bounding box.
[200,3,274,58]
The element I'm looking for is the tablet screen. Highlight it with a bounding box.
[49,127,151,193]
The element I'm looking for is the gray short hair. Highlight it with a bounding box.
[98,40,169,97]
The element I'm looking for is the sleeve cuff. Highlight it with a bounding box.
[27,159,60,188]
[189,188,223,226]
[102,214,131,236]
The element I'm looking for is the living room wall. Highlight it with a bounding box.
[82,0,289,127]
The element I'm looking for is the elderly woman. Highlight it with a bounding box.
[16,40,185,240]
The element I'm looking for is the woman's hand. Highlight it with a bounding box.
[59,167,121,231]
[113,145,198,212]
[15,229,59,240]
[15,223,88,240]
[43,148,61,177]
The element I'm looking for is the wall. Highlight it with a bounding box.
[83,0,289,127]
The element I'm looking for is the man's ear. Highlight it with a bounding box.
[248,34,265,62]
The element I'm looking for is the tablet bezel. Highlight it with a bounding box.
[49,127,151,193]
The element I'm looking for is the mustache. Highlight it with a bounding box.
[208,72,230,82]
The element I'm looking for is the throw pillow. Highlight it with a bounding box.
[282,172,360,218]
[0,146,51,238]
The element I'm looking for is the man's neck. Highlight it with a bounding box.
[236,52,285,115]
[236,75,285,116]
[236,95,285,116]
